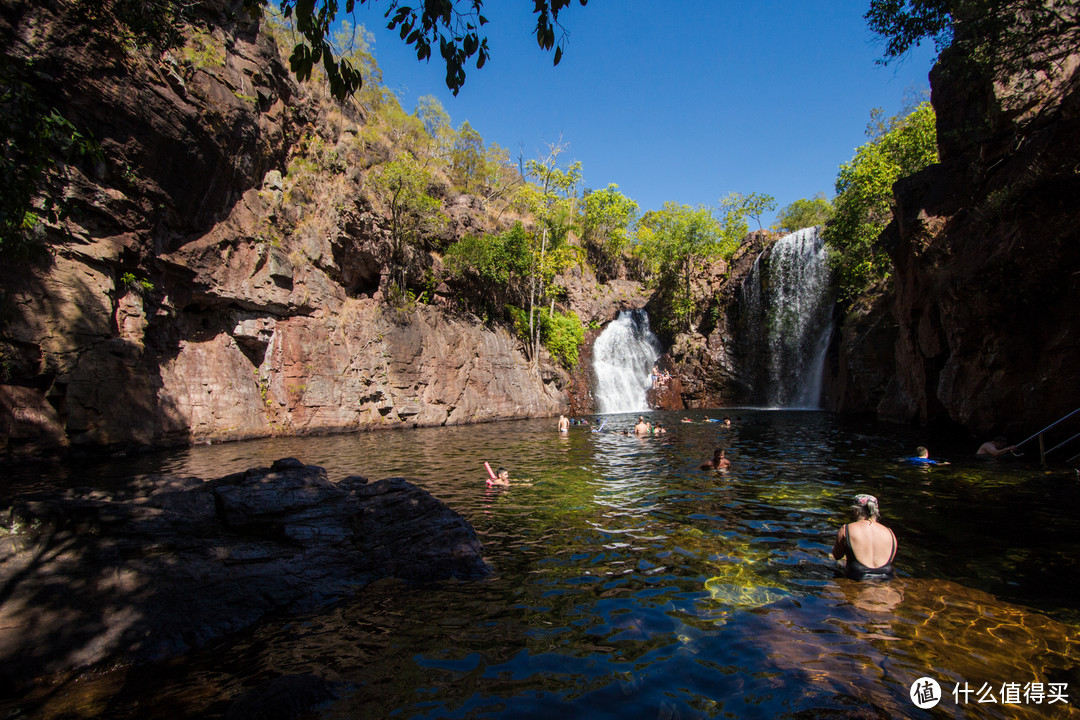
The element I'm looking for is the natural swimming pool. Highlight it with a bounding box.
[4,409,1079,718]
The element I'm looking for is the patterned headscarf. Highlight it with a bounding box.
[852,493,880,519]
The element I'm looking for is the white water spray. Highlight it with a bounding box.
[592,309,662,414]
[741,227,834,408]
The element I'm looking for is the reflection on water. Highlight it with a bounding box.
[4,410,1080,719]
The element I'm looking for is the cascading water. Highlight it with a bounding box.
[592,309,662,414]
[740,226,834,408]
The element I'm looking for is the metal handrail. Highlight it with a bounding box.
[1014,407,1080,449]
[1045,430,1080,457]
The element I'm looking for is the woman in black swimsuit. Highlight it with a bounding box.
[831,493,896,580]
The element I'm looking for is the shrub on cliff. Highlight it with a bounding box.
[823,101,938,306]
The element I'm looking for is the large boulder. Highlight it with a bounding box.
[0,458,489,689]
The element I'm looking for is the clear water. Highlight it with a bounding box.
[4,410,1079,719]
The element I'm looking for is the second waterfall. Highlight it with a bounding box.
[739,226,835,408]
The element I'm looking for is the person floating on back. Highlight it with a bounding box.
[906,446,950,465]
[832,493,897,580]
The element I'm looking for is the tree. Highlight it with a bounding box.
[450,121,484,192]
[772,194,834,233]
[415,94,453,161]
[823,102,938,304]
[634,203,725,334]
[242,0,590,99]
[370,152,446,298]
[514,143,582,363]
[720,192,776,231]
[444,223,532,312]
[866,0,1080,86]
[580,184,638,282]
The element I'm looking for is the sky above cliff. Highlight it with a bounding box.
[348,0,938,227]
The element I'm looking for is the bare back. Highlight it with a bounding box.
[844,520,896,568]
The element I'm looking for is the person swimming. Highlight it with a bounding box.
[484,462,510,487]
[906,446,950,465]
[831,493,896,580]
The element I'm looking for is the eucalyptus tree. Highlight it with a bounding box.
[634,203,725,334]
[580,184,639,282]
[370,151,446,300]
[514,144,582,363]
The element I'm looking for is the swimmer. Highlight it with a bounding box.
[700,448,730,471]
[977,436,1018,456]
[558,414,570,433]
[722,416,732,427]
[832,493,897,580]
[681,417,694,423]
[906,446,950,465]
[634,416,650,435]
[484,462,511,488]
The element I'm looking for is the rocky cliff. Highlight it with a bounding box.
[874,12,1080,438]
[0,1,570,458]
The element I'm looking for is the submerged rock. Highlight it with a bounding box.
[0,458,489,689]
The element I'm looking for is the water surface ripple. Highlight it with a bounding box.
[5,410,1079,719]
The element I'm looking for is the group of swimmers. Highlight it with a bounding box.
[491,416,1031,581]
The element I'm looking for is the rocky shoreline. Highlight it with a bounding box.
[0,458,489,690]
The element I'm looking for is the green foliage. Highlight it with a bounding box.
[243,1,589,99]
[721,191,776,231]
[634,202,726,334]
[507,305,583,369]
[538,308,584,369]
[823,102,938,304]
[865,0,952,62]
[866,0,1079,91]
[580,184,638,282]
[0,58,102,260]
[120,272,155,294]
[450,121,484,192]
[772,193,834,233]
[442,222,531,295]
[512,144,583,361]
[370,151,446,291]
[182,27,226,69]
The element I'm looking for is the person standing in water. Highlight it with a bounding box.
[832,493,897,580]
[700,448,730,472]
[558,415,570,433]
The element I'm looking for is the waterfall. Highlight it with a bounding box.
[592,309,662,414]
[740,226,834,408]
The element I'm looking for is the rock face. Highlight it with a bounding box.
[875,15,1080,436]
[0,458,489,687]
[655,231,780,408]
[0,2,568,458]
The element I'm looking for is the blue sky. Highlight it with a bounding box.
[346,1,937,227]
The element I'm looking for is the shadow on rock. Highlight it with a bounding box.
[0,458,489,693]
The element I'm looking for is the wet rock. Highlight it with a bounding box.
[0,459,489,688]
